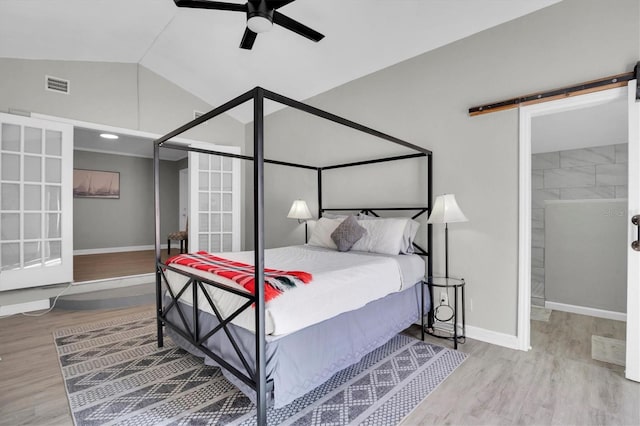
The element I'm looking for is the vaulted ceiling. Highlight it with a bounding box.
[0,0,560,122]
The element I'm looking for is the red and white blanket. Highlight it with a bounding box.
[166,251,313,302]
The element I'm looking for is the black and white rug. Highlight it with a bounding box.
[54,313,467,425]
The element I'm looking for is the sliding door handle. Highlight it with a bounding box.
[633,215,640,251]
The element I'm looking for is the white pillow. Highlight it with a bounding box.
[401,219,420,254]
[307,217,342,250]
[350,218,408,255]
[322,212,348,220]
[356,214,420,254]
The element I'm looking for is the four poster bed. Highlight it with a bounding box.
[153,87,433,425]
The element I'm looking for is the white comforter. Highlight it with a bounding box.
[164,245,423,336]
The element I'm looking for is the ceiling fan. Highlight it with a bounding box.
[174,0,325,50]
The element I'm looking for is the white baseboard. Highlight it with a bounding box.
[0,299,50,316]
[73,273,154,286]
[545,301,626,322]
[465,325,520,350]
[74,244,168,256]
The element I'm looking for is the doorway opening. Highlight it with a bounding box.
[528,94,628,370]
[72,127,186,283]
[517,85,640,381]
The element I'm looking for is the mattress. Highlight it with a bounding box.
[164,245,425,336]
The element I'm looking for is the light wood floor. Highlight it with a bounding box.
[402,311,637,425]
[0,306,637,426]
[73,249,171,282]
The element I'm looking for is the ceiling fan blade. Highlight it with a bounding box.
[273,11,324,42]
[240,27,258,49]
[174,0,246,12]
[266,0,297,9]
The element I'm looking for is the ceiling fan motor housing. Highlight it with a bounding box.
[247,0,274,33]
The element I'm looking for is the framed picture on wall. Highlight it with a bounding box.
[73,169,120,199]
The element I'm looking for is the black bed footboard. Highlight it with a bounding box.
[157,261,260,391]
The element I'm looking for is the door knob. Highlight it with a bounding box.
[633,215,640,251]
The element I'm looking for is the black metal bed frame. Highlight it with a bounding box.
[153,87,432,425]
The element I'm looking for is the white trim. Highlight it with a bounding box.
[465,325,520,350]
[179,168,189,231]
[73,273,154,286]
[74,146,187,161]
[33,114,163,139]
[517,104,533,351]
[31,113,221,147]
[626,80,640,382]
[517,87,627,353]
[73,244,167,256]
[545,301,627,322]
[0,299,50,316]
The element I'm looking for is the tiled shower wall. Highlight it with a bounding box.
[531,143,628,306]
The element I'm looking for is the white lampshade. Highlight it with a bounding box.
[287,200,312,220]
[248,15,273,33]
[427,194,468,224]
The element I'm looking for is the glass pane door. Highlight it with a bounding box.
[189,143,241,253]
[0,113,72,291]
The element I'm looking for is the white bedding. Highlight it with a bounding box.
[164,245,424,336]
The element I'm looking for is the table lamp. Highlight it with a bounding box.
[287,199,312,243]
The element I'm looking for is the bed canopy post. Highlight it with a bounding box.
[427,153,433,279]
[317,168,323,218]
[253,87,268,425]
[154,142,164,347]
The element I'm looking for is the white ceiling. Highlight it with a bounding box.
[0,0,560,123]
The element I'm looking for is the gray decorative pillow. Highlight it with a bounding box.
[331,216,366,252]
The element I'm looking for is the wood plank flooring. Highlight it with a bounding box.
[0,306,637,426]
[73,249,170,282]
[401,310,637,425]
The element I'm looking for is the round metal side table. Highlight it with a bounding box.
[423,276,465,349]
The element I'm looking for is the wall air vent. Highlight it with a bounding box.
[45,75,70,94]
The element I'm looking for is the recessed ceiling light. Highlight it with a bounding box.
[100,133,119,140]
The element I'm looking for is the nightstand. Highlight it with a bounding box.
[422,276,466,349]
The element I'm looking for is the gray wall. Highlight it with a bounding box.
[0,59,245,146]
[531,144,628,305]
[545,199,627,313]
[73,151,180,250]
[245,0,639,335]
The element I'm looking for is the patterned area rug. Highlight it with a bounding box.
[54,313,467,425]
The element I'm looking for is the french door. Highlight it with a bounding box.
[0,113,73,291]
[188,143,241,253]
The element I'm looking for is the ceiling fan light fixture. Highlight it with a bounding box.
[99,133,119,140]
[247,15,273,33]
